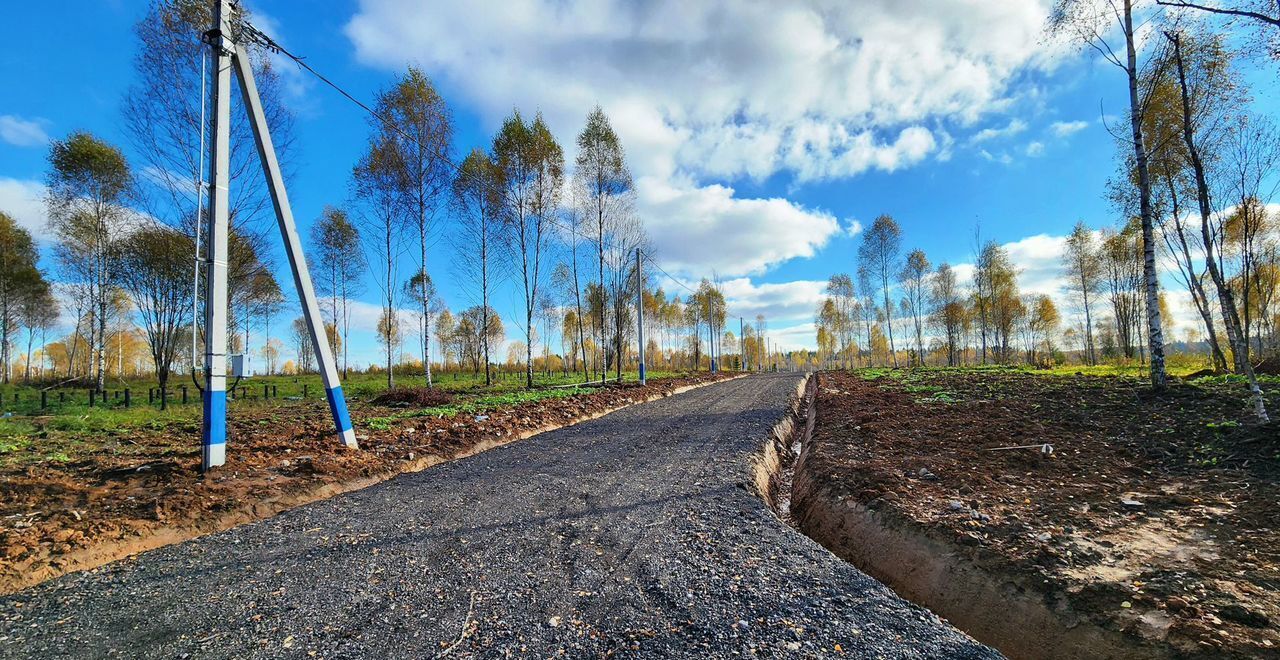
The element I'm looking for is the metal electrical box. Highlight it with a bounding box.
[230,354,251,378]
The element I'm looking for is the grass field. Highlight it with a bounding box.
[0,368,694,467]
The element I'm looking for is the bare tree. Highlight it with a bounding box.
[1064,221,1103,365]
[452,148,506,386]
[899,249,930,366]
[353,134,407,389]
[310,206,364,377]
[930,263,965,367]
[858,215,903,367]
[291,316,315,373]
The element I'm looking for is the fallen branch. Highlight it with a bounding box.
[436,590,478,658]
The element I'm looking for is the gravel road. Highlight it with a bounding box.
[0,373,998,659]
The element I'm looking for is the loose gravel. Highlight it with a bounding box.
[0,373,998,659]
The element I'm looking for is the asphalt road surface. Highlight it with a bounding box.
[0,373,998,659]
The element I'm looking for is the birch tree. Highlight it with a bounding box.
[47,132,133,393]
[310,206,365,377]
[381,67,452,387]
[1049,0,1170,388]
[858,215,903,367]
[574,107,632,382]
[452,148,505,386]
[495,111,563,388]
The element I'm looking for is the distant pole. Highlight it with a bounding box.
[739,317,746,371]
[636,248,646,385]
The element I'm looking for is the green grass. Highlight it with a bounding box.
[0,367,699,465]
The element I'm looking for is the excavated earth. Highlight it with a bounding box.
[791,369,1280,660]
[0,373,996,658]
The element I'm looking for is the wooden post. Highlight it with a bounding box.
[89,390,95,407]
[124,389,131,408]
[181,385,188,404]
[41,390,47,410]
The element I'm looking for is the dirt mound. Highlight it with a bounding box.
[370,387,454,407]
[1254,356,1280,376]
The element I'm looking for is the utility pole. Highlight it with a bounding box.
[635,248,645,385]
[739,317,745,371]
[201,0,357,471]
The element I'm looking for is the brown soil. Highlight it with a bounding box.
[0,373,734,595]
[795,369,1280,659]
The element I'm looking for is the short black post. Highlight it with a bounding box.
[263,383,269,399]
[272,385,277,398]
[89,390,95,407]
[230,387,236,401]
[113,390,119,401]
[302,384,308,399]
[181,385,188,404]
[59,391,65,403]
[148,388,154,404]
[41,390,47,409]
[124,389,131,407]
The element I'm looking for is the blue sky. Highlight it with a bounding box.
[2,1,1276,367]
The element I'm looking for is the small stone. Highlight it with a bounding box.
[548,616,562,628]
[948,501,966,512]
[1121,601,1132,609]
[1166,596,1189,613]
[1120,499,1143,510]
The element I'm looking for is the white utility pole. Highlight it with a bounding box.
[636,248,645,385]
[202,0,357,471]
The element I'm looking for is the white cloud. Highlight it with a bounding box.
[639,176,841,276]
[1025,141,1045,157]
[0,177,48,236]
[842,218,864,237]
[346,0,1059,280]
[970,118,1027,144]
[347,1,1055,184]
[0,115,50,147]
[720,278,828,324]
[978,149,1013,165]
[1049,119,1088,138]
[769,322,821,352]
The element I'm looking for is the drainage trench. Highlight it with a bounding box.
[755,373,1168,660]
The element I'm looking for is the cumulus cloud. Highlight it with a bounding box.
[1049,119,1089,137]
[0,177,49,236]
[1025,141,1045,157]
[970,118,1028,144]
[720,278,828,324]
[0,115,50,147]
[347,1,1054,179]
[639,177,840,276]
[345,0,1057,276]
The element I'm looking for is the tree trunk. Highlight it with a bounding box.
[1125,0,1167,389]
[1170,31,1268,420]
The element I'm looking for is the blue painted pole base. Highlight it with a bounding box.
[324,385,359,449]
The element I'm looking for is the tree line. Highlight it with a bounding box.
[0,1,773,395]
